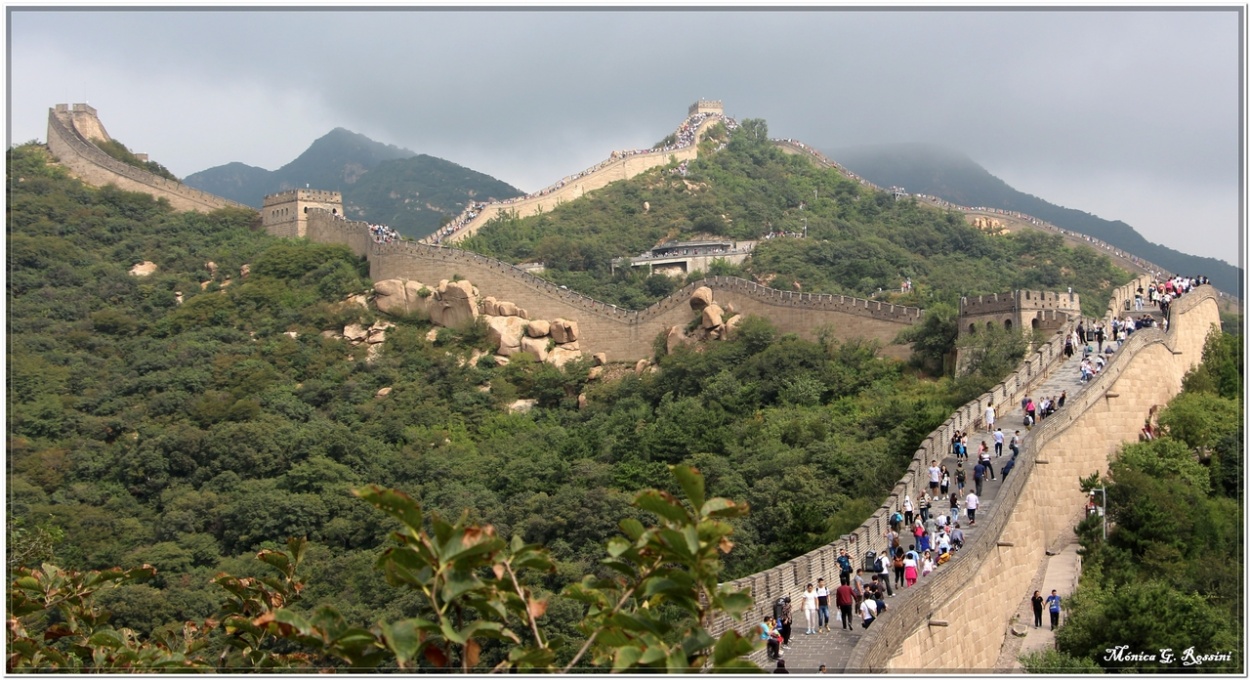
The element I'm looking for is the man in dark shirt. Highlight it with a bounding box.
[834,581,855,630]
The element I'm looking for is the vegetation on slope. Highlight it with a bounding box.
[461,120,1132,317]
[95,138,179,181]
[8,141,1007,665]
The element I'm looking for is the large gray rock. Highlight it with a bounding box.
[550,318,580,344]
[526,319,551,337]
[520,335,550,362]
[485,315,527,357]
[547,346,582,368]
[129,261,158,277]
[429,279,479,327]
[666,326,688,354]
[690,286,713,310]
[701,303,724,329]
[374,279,430,317]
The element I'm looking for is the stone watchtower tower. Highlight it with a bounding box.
[689,99,724,116]
[261,189,344,238]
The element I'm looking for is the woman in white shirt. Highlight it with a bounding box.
[801,582,818,634]
[921,550,935,577]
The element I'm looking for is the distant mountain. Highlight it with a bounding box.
[184,128,523,239]
[829,143,1242,296]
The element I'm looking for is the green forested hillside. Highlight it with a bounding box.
[831,142,1242,295]
[8,142,996,666]
[462,121,1132,316]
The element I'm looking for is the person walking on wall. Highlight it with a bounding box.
[801,583,818,634]
[985,403,996,431]
[1031,591,1044,628]
[836,548,853,586]
[815,578,831,633]
[835,579,855,630]
[993,428,1005,457]
[965,491,979,526]
[1047,590,1062,630]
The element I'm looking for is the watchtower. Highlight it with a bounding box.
[262,189,344,238]
[689,100,724,116]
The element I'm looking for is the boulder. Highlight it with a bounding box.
[578,393,588,409]
[375,387,393,399]
[547,346,582,368]
[666,326,688,354]
[284,331,299,339]
[725,302,736,315]
[508,399,537,414]
[343,324,369,343]
[587,366,603,381]
[701,303,724,329]
[174,291,184,305]
[643,201,650,212]
[550,318,579,344]
[485,315,527,357]
[129,261,158,277]
[526,319,551,337]
[496,301,519,317]
[724,314,743,339]
[635,359,650,375]
[366,328,387,344]
[493,355,510,367]
[519,335,550,362]
[518,308,529,320]
[321,330,342,340]
[346,293,369,309]
[205,261,218,277]
[689,286,713,310]
[240,264,251,278]
[426,328,440,342]
[366,343,383,364]
[593,353,607,366]
[373,279,431,317]
[430,279,478,327]
[482,296,499,316]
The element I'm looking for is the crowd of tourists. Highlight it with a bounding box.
[368,223,400,244]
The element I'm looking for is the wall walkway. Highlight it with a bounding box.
[45,105,247,214]
[307,211,922,362]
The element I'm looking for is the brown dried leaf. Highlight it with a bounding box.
[527,598,548,619]
[424,644,449,667]
[465,638,481,667]
[718,536,735,554]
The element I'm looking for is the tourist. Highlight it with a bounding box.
[928,460,942,496]
[835,579,856,630]
[836,548,853,586]
[859,595,877,629]
[1032,591,1044,628]
[903,496,914,528]
[994,428,1005,457]
[801,583,818,634]
[903,547,919,588]
[815,578,831,633]
[1047,590,1062,630]
[965,491,980,526]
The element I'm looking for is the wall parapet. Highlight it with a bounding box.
[842,282,1217,671]
[46,106,248,212]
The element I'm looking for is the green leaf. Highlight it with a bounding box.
[87,629,125,649]
[671,464,706,511]
[613,644,643,671]
[606,537,631,557]
[381,618,433,668]
[619,517,646,540]
[354,486,424,533]
[635,489,689,525]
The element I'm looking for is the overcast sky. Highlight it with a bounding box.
[8,6,1245,267]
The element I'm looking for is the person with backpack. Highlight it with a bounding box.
[874,552,894,596]
[955,463,966,492]
[892,549,906,589]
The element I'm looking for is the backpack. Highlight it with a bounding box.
[891,512,903,526]
[893,553,904,569]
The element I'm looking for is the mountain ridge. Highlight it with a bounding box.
[828,142,1241,295]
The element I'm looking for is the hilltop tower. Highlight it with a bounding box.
[262,189,344,238]
[689,99,724,116]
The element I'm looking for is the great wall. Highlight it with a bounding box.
[40,102,1229,670]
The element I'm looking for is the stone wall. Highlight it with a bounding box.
[436,115,722,244]
[45,105,248,214]
[843,284,1219,671]
[304,210,923,362]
